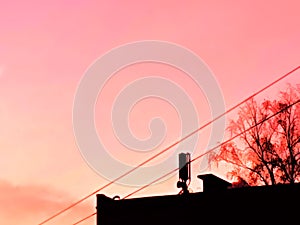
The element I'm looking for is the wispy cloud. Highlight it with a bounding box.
[0,180,95,225]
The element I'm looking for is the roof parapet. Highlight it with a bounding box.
[197,173,232,192]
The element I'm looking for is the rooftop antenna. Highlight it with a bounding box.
[177,152,191,195]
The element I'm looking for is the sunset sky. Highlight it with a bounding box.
[1,1,300,224]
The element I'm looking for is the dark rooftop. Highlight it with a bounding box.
[96,173,300,225]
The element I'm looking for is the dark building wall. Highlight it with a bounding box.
[97,175,300,225]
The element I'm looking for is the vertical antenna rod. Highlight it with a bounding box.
[177,152,191,195]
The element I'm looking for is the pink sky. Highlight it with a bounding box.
[0,1,299,224]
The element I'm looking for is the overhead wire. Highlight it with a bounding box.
[123,98,300,199]
[69,97,300,224]
[37,65,299,225]
[71,212,96,225]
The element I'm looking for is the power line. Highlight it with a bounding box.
[37,66,299,225]
[70,68,300,223]
[37,185,107,225]
[123,98,300,199]
[71,97,300,224]
[71,212,96,225]
[122,168,178,199]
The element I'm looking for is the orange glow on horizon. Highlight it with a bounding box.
[0,1,299,224]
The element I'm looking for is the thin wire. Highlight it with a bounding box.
[71,212,96,225]
[122,168,178,199]
[37,66,299,225]
[71,98,300,225]
[123,98,300,199]
[37,184,110,225]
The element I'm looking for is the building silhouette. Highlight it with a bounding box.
[96,173,300,225]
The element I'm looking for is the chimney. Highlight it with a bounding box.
[197,173,232,192]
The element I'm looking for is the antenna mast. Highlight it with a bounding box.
[177,152,191,195]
